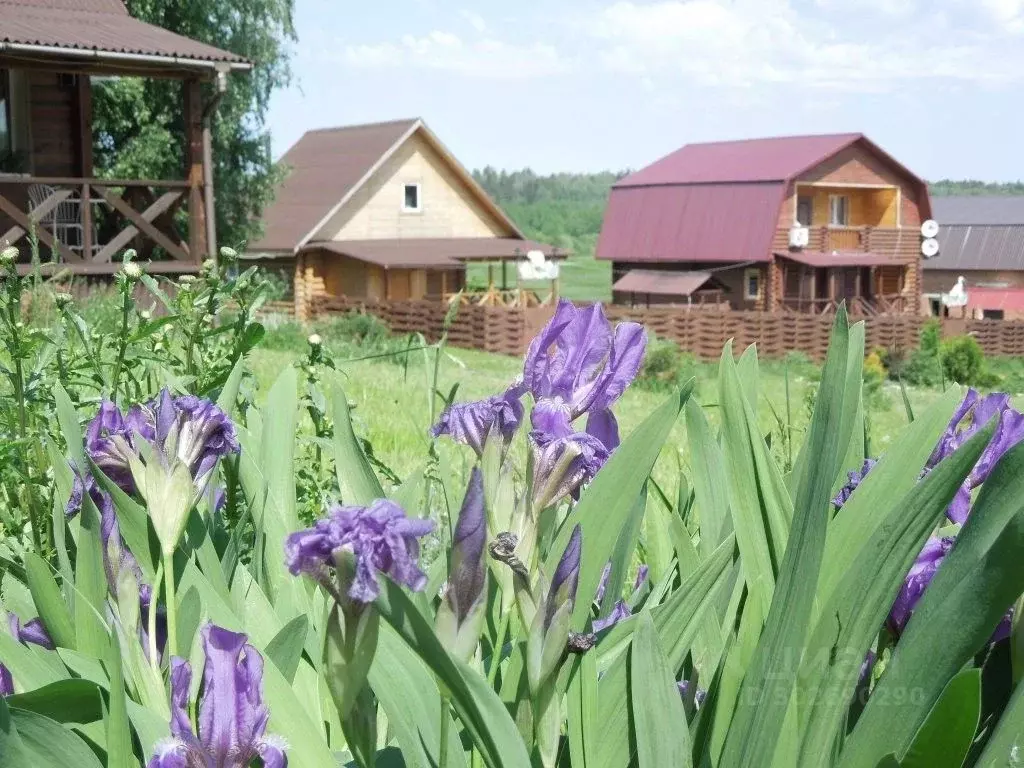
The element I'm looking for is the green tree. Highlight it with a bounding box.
[91,0,296,251]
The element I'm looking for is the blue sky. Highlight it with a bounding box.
[266,0,1024,181]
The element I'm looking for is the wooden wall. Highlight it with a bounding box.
[315,131,515,242]
[28,70,82,177]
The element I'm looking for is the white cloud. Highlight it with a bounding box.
[585,0,1024,91]
[344,31,570,79]
[979,0,1024,31]
[460,10,489,33]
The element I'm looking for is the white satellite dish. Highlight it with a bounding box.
[921,238,940,258]
[921,219,939,239]
[788,226,809,249]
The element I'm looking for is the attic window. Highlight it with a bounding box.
[403,183,421,212]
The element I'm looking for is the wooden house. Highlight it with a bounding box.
[597,133,932,315]
[0,0,249,276]
[924,197,1024,320]
[246,118,560,319]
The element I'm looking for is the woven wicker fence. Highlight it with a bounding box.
[314,296,1024,361]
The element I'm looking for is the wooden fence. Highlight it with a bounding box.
[313,296,1024,361]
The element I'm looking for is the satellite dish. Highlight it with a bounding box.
[518,250,559,280]
[921,238,939,258]
[921,220,939,238]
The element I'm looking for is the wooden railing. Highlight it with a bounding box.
[0,175,204,270]
[824,227,865,251]
[779,294,907,316]
[772,226,917,260]
[441,286,557,308]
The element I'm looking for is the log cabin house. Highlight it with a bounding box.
[246,118,561,320]
[0,0,249,276]
[924,196,1024,320]
[597,133,932,315]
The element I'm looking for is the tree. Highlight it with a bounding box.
[91,0,296,251]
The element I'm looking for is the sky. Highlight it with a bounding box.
[266,0,1024,181]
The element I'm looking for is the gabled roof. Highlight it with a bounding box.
[616,133,928,189]
[250,118,525,254]
[0,0,249,67]
[931,196,1024,226]
[616,133,865,187]
[598,132,929,265]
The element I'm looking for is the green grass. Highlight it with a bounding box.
[464,251,611,303]
[248,338,949,501]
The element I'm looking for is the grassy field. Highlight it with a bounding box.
[249,337,948,499]
[465,251,612,303]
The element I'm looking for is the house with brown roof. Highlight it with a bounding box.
[596,133,932,315]
[0,0,249,273]
[924,197,1024,319]
[247,118,560,319]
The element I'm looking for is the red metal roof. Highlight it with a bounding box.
[599,132,930,268]
[0,0,248,65]
[302,238,560,269]
[775,251,899,268]
[596,183,783,264]
[616,134,864,187]
[967,287,1024,313]
[612,269,714,296]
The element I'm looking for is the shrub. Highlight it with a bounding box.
[636,336,681,391]
[939,335,985,385]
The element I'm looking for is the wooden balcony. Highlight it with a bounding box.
[0,175,204,272]
[772,226,919,262]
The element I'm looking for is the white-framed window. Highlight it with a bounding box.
[829,194,849,226]
[402,183,421,212]
[744,268,762,301]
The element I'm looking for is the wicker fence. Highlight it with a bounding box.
[314,296,1024,361]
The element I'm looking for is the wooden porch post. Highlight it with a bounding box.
[75,75,94,259]
[183,79,207,263]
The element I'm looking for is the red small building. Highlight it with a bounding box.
[597,133,931,314]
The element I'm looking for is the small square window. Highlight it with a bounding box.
[744,268,761,300]
[403,183,421,212]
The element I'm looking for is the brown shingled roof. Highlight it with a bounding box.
[250,119,420,253]
[0,0,249,65]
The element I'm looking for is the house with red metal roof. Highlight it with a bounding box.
[596,133,932,315]
[248,118,561,319]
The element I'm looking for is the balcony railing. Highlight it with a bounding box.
[0,175,204,270]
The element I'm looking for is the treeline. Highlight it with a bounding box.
[471,170,1024,258]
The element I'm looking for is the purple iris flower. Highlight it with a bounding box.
[523,302,646,447]
[544,524,582,630]
[593,601,631,633]
[592,565,649,631]
[888,536,956,635]
[147,624,287,768]
[529,405,610,509]
[85,400,146,495]
[677,680,707,707]
[431,381,526,456]
[446,468,487,625]
[285,499,434,604]
[132,389,240,488]
[927,389,1024,523]
[832,459,878,509]
[1,613,54,696]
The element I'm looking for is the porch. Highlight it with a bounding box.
[776,251,909,316]
[0,2,249,272]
